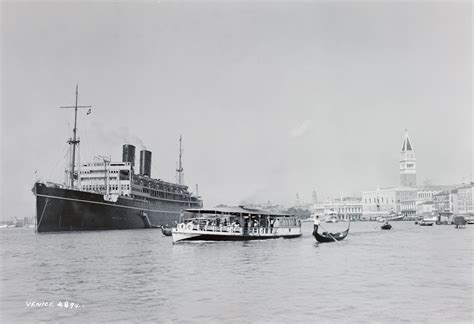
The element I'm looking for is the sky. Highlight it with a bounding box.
[1,1,472,220]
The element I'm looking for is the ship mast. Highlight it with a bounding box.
[60,85,91,189]
[176,135,184,185]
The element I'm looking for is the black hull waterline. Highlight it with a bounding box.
[34,183,200,233]
[175,233,302,242]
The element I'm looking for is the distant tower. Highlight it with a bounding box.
[400,129,416,187]
[295,193,300,206]
[312,189,317,204]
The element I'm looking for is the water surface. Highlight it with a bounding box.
[1,222,472,323]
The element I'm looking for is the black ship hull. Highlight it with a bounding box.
[34,183,200,233]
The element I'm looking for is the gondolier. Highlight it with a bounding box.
[313,216,320,231]
[313,223,350,243]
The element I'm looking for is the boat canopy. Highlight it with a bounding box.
[184,206,293,218]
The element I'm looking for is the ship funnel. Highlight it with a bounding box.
[139,150,152,177]
[122,144,136,168]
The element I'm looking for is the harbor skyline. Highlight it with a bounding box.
[1,1,472,220]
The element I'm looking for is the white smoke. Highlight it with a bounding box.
[93,123,147,150]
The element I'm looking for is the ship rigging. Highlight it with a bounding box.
[60,84,91,189]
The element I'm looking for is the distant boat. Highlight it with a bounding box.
[325,213,339,223]
[0,224,7,229]
[419,219,434,226]
[378,212,405,222]
[313,224,349,243]
[381,222,392,230]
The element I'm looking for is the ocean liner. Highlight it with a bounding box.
[33,86,202,232]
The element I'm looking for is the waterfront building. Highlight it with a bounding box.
[416,189,442,203]
[433,190,458,214]
[416,189,439,214]
[361,187,396,219]
[429,183,473,215]
[451,189,459,214]
[457,183,473,215]
[415,185,459,215]
[400,130,416,188]
[335,197,363,221]
[416,201,434,217]
[397,187,418,216]
[313,197,363,221]
[360,130,468,220]
[361,186,417,219]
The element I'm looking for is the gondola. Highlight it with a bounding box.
[161,226,172,236]
[313,224,350,243]
[381,222,392,230]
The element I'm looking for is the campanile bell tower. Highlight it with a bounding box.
[400,129,416,188]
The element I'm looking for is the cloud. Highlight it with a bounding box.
[290,120,311,138]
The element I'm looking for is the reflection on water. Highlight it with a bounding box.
[1,222,472,323]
